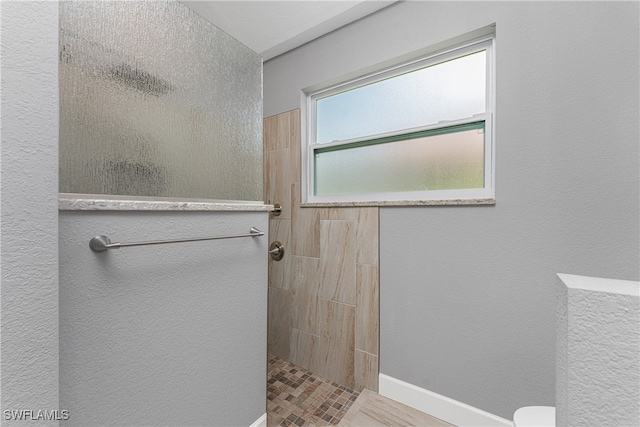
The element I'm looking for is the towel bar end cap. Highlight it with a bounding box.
[250,227,264,236]
[90,235,112,253]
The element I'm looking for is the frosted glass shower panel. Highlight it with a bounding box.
[59,1,263,201]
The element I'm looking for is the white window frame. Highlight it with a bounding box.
[301,35,496,205]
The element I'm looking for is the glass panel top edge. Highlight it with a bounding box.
[59,193,272,212]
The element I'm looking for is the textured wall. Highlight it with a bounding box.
[263,1,640,419]
[59,211,267,426]
[264,110,379,391]
[556,274,640,427]
[1,2,60,425]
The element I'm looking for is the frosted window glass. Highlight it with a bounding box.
[59,1,263,201]
[316,51,486,144]
[314,124,484,195]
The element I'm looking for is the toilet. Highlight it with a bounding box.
[513,406,555,427]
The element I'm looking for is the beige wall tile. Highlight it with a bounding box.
[355,264,379,355]
[289,109,301,183]
[264,148,291,219]
[289,327,319,373]
[318,299,355,388]
[320,220,357,305]
[263,115,277,152]
[356,208,379,266]
[290,255,320,335]
[268,286,291,361]
[322,206,358,221]
[291,182,321,258]
[275,111,291,150]
[269,219,291,290]
[354,350,378,392]
[263,143,268,203]
[264,111,291,151]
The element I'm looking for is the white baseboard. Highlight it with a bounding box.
[379,374,512,427]
[249,413,267,427]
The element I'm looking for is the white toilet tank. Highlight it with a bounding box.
[513,406,555,427]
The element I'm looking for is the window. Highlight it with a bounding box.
[302,34,495,205]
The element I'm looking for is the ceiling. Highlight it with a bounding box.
[181,1,398,61]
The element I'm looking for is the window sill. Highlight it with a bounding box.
[59,193,274,212]
[300,198,496,208]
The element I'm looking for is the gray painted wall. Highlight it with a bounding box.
[59,211,267,426]
[1,2,60,425]
[263,1,640,420]
[556,274,640,427]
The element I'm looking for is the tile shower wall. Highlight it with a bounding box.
[264,109,380,391]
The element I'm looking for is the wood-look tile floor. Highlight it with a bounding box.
[267,355,455,427]
[337,388,455,427]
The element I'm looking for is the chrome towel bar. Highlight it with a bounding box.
[89,227,264,253]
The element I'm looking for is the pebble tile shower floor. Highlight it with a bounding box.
[267,354,360,426]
